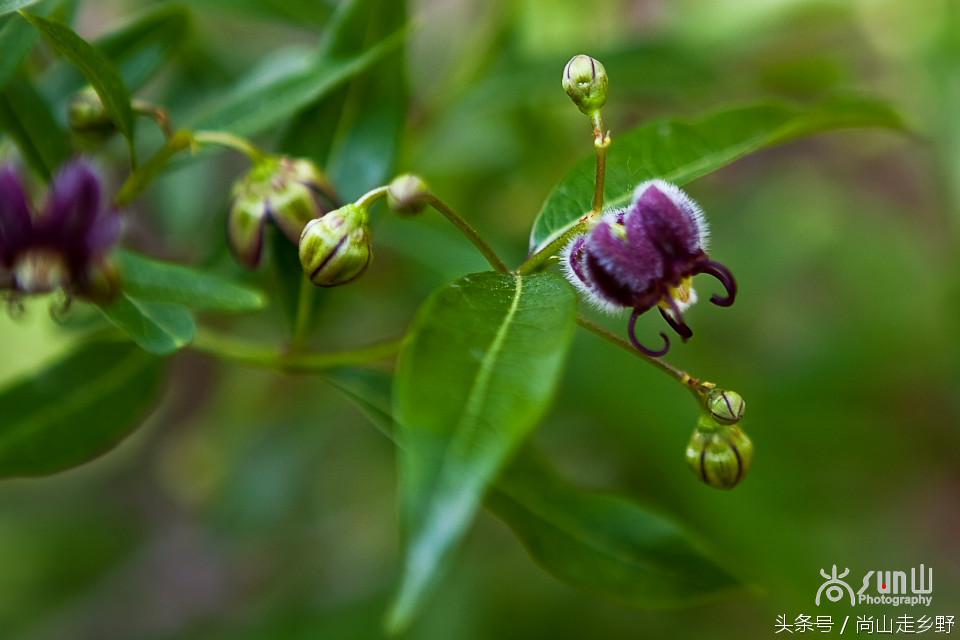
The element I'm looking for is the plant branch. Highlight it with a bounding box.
[192,130,266,162]
[291,276,316,348]
[425,195,509,273]
[516,111,612,276]
[576,315,710,402]
[190,328,402,373]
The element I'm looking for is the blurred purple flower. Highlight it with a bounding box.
[564,179,736,356]
[0,159,121,296]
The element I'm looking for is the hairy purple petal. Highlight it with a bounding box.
[585,215,663,300]
[0,166,33,266]
[630,182,704,262]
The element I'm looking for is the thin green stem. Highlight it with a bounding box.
[576,315,710,402]
[291,276,316,347]
[132,100,173,139]
[591,111,610,213]
[356,185,389,209]
[190,328,402,373]
[192,130,266,162]
[516,217,592,275]
[115,131,193,206]
[426,195,509,273]
[516,110,612,276]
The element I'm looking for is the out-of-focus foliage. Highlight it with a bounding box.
[0,0,956,639]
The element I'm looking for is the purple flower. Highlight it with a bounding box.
[564,180,736,356]
[0,160,121,297]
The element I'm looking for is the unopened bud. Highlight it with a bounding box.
[68,87,114,135]
[686,419,753,490]
[706,389,745,424]
[228,156,335,269]
[562,54,608,115]
[387,174,430,216]
[299,204,371,287]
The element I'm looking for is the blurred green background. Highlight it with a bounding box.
[0,0,958,638]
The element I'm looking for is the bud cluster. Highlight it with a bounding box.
[227,156,336,268]
[685,389,753,489]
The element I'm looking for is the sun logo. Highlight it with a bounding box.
[816,565,856,606]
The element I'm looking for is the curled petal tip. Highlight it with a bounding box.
[697,259,737,307]
[628,309,671,357]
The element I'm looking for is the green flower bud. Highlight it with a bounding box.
[562,54,608,115]
[68,87,114,135]
[685,420,754,490]
[387,174,430,216]
[299,204,371,287]
[228,156,336,269]
[706,388,746,424]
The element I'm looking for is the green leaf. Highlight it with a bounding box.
[0,0,40,16]
[21,12,136,163]
[190,25,406,138]
[388,271,577,632]
[44,4,190,95]
[115,250,266,313]
[327,369,740,613]
[530,97,905,250]
[281,0,408,200]
[97,295,196,355]
[487,450,739,607]
[0,340,164,477]
[0,13,38,89]
[0,76,70,180]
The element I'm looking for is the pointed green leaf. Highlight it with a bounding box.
[43,3,191,95]
[21,12,136,162]
[115,250,266,313]
[190,26,406,138]
[530,97,905,250]
[97,295,196,355]
[388,271,577,631]
[0,75,69,179]
[282,0,408,200]
[488,450,740,607]
[0,340,164,477]
[0,13,38,89]
[327,368,741,614]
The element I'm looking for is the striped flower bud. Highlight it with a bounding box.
[686,419,754,490]
[228,156,336,268]
[387,174,430,216]
[298,204,371,287]
[562,54,608,115]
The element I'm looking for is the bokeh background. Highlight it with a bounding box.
[0,0,957,638]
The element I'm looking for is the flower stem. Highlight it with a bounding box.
[356,185,389,209]
[192,130,266,162]
[132,100,173,139]
[190,328,402,373]
[516,111,612,276]
[291,275,316,347]
[591,111,610,213]
[364,184,509,273]
[576,315,711,402]
[425,195,509,273]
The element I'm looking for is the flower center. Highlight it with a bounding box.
[13,249,69,294]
